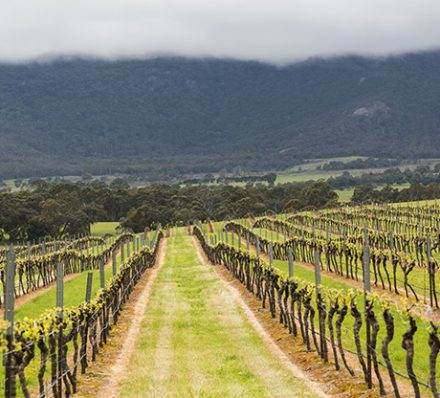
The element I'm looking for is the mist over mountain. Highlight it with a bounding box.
[1,51,440,179]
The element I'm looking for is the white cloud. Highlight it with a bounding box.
[1,0,440,63]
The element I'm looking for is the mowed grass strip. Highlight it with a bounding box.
[119,230,320,398]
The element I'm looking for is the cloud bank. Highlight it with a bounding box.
[1,0,440,63]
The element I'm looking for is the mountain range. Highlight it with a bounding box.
[1,51,440,178]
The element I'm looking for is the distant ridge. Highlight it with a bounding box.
[1,51,440,178]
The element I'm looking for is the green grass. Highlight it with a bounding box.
[119,230,320,397]
[14,263,118,321]
[219,226,435,392]
[276,170,360,184]
[286,157,369,172]
[91,222,120,236]
[335,189,354,203]
[275,156,372,184]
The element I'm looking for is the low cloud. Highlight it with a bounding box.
[1,0,440,63]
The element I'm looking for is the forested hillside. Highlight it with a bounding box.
[1,51,440,178]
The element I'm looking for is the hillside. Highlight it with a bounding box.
[1,51,440,178]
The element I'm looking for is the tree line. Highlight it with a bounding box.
[328,164,440,189]
[351,182,440,204]
[182,172,277,186]
[319,157,400,171]
[0,180,337,241]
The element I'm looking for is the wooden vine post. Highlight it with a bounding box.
[100,261,105,290]
[145,230,150,248]
[389,229,394,251]
[56,263,64,309]
[426,234,438,308]
[314,244,321,296]
[112,250,117,277]
[427,234,432,306]
[85,272,93,303]
[269,243,273,270]
[4,248,16,398]
[314,236,328,362]
[312,223,319,293]
[288,248,294,278]
[256,236,261,259]
[56,262,64,398]
[363,226,372,388]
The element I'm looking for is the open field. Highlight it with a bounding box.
[91,221,121,236]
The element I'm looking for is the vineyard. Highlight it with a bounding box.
[195,202,440,398]
[0,228,163,397]
[2,201,440,397]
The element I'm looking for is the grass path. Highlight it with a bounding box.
[118,230,323,398]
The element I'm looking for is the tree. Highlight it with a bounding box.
[82,173,93,182]
[301,182,338,208]
[351,185,375,204]
[110,178,130,190]
[29,179,49,191]
[265,173,277,187]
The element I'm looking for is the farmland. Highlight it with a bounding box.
[1,200,440,397]
[195,202,440,397]
[4,2,440,397]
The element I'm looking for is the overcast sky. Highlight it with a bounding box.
[1,0,440,64]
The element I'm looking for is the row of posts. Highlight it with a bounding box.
[3,228,159,397]
[204,220,374,297]
[202,217,438,380]
[210,221,374,379]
